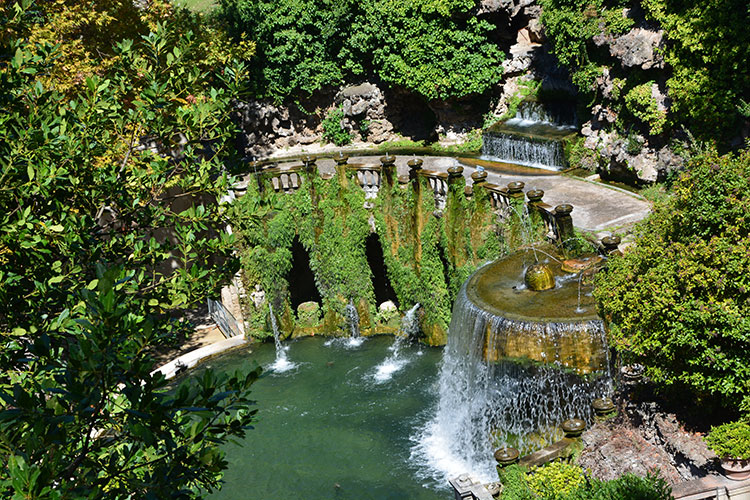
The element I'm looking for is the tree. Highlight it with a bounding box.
[218,0,504,101]
[0,1,258,497]
[594,148,750,411]
[353,0,504,101]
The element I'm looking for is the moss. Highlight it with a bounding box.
[231,161,538,345]
[296,301,321,328]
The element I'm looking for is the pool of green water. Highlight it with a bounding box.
[200,336,448,500]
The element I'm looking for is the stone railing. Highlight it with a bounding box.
[418,164,449,210]
[346,163,382,199]
[240,155,602,249]
[261,165,304,193]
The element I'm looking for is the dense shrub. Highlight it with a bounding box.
[499,464,673,500]
[641,0,750,140]
[352,0,503,100]
[595,148,750,410]
[540,0,750,143]
[218,0,357,99]
[0,0,258,497]
[218,0,503,101]
[526,462,586,499]
[624,82,666,135]
[321,106,353,146]
[705,420,750,459]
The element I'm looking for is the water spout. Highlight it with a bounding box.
[346,300,360,338]
[268,303,297,373]
[399,303,421,339]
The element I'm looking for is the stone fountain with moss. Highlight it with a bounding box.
[414,241,613,484]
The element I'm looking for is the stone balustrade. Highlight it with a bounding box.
[239,156,600,248]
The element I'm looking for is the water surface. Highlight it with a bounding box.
[201,336,447,500]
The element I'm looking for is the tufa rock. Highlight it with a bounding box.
[609,28,665,70]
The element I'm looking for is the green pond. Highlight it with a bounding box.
[200,336,448,500]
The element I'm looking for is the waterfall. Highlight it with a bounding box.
[482,132,566,170]
[505,100,578,128]
[268,303,296,373]
[481,99,577,171]
[412,284,610,485]
[346,300,360,338]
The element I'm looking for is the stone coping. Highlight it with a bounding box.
[150,335,248,380]
[673,475,750,500]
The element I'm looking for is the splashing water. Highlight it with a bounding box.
[411,283,611,485]
[371,303,422,383]
[400,303,421,340]
[268,303,297,373]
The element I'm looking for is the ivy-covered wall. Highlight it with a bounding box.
[229,160,512,345]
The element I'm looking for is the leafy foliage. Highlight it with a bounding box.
[352,0,504,100]
[526,461,586,499]
[595,148,750,410]
[0,1,258,497]
[623,82,666,135]
[321,106,353,146]
[231,163,507,344]
[218,0,357,99]
[705,420,750,459]
[641,0,750,140]
[540,0,749,142]
[218,0,503,101]
[499,464,673,500]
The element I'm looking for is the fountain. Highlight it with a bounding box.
[413,246,611,484]
[482,99,577,171]
[399,303,421,340]
[345,299,360,338]
[268,303,296,373]
[372,303,421,383]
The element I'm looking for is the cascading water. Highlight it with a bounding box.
[504,100,577,128]
[482,134,567,170]
[412,250,611,485]
[400,303,421,340]
[482,100,577,171]
[268,303,296,373]
[346,300,360,338]
[343,300,365,348]
[373,303,421,383]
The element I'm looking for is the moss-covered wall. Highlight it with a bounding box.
[229,160,516,345]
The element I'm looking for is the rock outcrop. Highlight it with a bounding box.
[577,400,719,484]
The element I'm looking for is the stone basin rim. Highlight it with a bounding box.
[465,256,602,324]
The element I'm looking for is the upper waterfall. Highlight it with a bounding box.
[482,99,578,171]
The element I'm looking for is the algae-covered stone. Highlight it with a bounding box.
[297,301,321,328]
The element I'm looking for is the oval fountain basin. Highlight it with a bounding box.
[465,249,605,374]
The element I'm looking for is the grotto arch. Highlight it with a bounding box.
[365,233,398,308]
[287,236,322,311]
